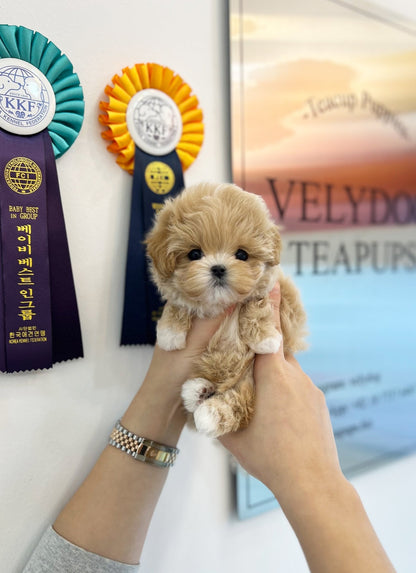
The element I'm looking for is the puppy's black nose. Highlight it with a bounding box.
[211,265,227,279]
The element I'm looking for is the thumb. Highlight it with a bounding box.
[269,281,282,333]
[186,307,233,353]
[268,281,285,360]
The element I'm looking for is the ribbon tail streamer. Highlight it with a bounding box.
[43,130,83,363]
[0,210,6,372]
[120,148,184,345]
[0,128,53,372]
[0,128,82,372]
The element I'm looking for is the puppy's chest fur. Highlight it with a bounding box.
[191,304,257,393]
[178,297,281,436]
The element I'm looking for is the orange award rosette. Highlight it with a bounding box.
[99,63,204,345]
[99,63,203,174]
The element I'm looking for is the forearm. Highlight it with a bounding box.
[278,478,396,573]
[53,381,185,565]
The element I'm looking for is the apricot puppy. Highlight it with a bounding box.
[146,182,307,437]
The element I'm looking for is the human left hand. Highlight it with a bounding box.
[139,311,230,420]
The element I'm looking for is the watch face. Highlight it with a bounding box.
[126,88,182,156]
[0,58,56,135]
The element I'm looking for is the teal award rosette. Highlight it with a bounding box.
[0,25,84,372]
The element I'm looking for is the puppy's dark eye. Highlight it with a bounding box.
[235,249,248,261]
[188,248,203,261]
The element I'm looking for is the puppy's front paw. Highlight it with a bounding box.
[181,378,215,413]
[157,327,187,351]
[251,332,282,354]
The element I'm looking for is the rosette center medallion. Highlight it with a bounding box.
[126,88,182,156]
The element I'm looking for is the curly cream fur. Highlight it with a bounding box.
[146,182,307,437]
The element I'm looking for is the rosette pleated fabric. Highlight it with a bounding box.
[100,63,203,345]
[0,25,84,372]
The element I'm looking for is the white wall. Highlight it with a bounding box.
[0,1,415,572]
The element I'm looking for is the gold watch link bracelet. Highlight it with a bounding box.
[108,420,179,468]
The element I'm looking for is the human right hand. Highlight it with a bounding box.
[220,284,347,511]
[221,285,396,573]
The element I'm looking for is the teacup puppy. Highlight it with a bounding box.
[146,182,307,438]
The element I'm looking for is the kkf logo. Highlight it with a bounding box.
[0,59,55,134]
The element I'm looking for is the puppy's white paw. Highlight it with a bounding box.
[157,327,187,351]
[181,378,215,413]
[251,332,282,354]
[194,400,234,438]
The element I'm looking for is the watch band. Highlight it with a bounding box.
[108,420,179,468]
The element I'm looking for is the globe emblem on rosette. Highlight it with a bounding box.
[0,65,48,120]
[126,89,183,157]
[134,95,178,147]
[0,60,55,134]
[4,157,42,195]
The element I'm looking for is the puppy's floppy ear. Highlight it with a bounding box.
[268,224,282,265]
[145,204,176,280]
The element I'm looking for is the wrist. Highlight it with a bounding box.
[121,384,186,448]
[277,473,356,527]
[145,345,192,394]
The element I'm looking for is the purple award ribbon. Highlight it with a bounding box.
[0,128,82,372]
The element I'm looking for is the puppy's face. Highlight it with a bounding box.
[146,183,281,315]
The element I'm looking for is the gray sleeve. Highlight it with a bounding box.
[23,526,140,573]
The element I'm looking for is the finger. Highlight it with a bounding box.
[266,281,287,362]
[186,307,232,351]
[218,427,245,453]
[285,352,305,372]
[269,281,282,333]
[218,432,231,449]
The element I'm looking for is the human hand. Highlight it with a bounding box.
[121,311,229,446]
[140,311,229,415]
[220,284,346,513]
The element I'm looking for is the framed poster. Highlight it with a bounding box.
[229,0,416,519]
